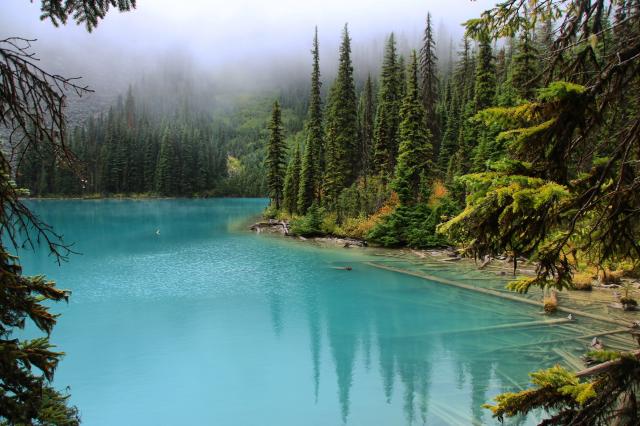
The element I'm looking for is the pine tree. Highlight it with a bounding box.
[438,37,474,173]
[1,3,135,423]
[438,78,459,173]
[266,101,287,209]
[142,128,157,192]
[447,2,640,419]
[474,37,496,111]
[298,27,323,214]
[372,33,402,175]
[494,46,516,106]
[283,144,302,214]
[180,127,195,194]
[358,74,375,177]
[397,55,407,101]
[393,51,434,205]
[155,126,175,195]
[534,15,554,71]
[510,29,539,101]
[323,24,358,207]
[419,13,440,144]
[470,37,498,171]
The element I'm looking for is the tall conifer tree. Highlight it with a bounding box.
[470,37,498,171]
[510,29,539,100]
[474,37,496,111]
[323,24,358,207]
[283,144,301,214]
[397,55,407,101]
[266,101,287,209]
[372,33,402,175]
[393,51,434,205]
[358,74,375,177]
[420,13,440,144]
[298,27,323,213]
[155,126,175,195]
[438,37,473,173]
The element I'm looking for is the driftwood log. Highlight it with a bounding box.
[576,349,640,378]
[249,220,290,236]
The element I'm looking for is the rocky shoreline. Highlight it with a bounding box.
[249,219,367,247]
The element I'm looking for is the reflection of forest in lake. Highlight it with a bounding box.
[269,261,591,425]
[21,199,595,425]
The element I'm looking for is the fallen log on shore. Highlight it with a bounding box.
[365,261,633,327]
[249,220,290,235]
[576,349,640,378]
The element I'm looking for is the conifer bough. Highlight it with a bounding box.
[1,1,135,423]
[443,1,640,424]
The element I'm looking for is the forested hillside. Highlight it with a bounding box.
[16,79,307,197]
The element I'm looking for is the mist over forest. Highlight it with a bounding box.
[1,0,493,118]
[2,0,496,198]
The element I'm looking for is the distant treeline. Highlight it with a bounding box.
[16,84,305,197]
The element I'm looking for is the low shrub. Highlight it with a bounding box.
[367,193,459,248]
[543,291,558,313]
[290,203,324,237]
[571,272,593,291]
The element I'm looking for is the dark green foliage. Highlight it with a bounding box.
[323,24,358,207]
[1,4,135,423]
[38,0,136,32]
[485,358,640,426]
[368,196,458,248]
[154,126,177,195]
[438,80,459,174]
[357,74,375,177]
[17,90,228,197]
[291,203,324,237]
[510,30,540,101]
[474,38,496,112]
[393,51,434,205]
[372,33,402,175]
[453,1,640,420]
[0,246,80,425]
[438,38,475,174]
[298,28,323,213]
[216,96,302,197]
[470,38,503,172]
[403,197,459,248]
[335,176,391,220]
[419,13,440,145]
[266,101,287,209]
[397,55,407,100]
[453,98,477,177]
[283,144,301,214]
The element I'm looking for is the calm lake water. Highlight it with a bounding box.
[19,199,581,425]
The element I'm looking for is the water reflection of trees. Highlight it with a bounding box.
[267,269,561,425]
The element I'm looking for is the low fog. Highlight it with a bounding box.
[2,0,496,115]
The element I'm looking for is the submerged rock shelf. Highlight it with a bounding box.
[364,258,639,372]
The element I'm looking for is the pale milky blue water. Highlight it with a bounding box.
[17,199,587,425]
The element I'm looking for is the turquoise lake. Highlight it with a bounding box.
[18,199,591,425]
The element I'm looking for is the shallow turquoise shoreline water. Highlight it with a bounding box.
[18,199,587,425]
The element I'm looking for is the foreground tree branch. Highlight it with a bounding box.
[1,1,135,423]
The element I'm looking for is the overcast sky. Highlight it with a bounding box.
[2,1,497,61]
[1,0,497,95]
